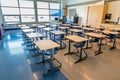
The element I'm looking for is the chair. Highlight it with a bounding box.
[73,40,87,58]
[44,47,62,71]
[89,37,101,48]
[51,34,66,49]
[78,32,84,37]
[100,27,105,31]
[107,34,116,42]
[86,25,91,28]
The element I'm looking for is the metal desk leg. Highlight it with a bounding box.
[85,36,92,49]
[110,36,116,50]
[59,35,63,49]
[46,31,47,39]
[36,51,47,64]
[95,38,103,55]
[75,45,87,63]
[64,40,74,55]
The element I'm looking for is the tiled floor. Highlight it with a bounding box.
[0,30,34,80]
[0,30,67,80]
[1,29,120,80]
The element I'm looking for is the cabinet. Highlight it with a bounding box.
[63,8,67,16]
[87,5,108,26]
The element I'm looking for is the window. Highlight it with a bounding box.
[1,0,20,22]
[37,2,49,8]
[19,0,35,22]
[4,16,20,22]
[38,16,49,22]
[2,7,19,15]
[50,10,61,16]
[37,2,61,22]
[50,3,60,9]
[1,0,18,7]
[50,3,61,21]
[20,8,35,15]
[37,9,49,15]
[50,16,59,21]
[37,1,50,22]
[21,16,35,22]
[19,0,34,8]
[1,0,61,23]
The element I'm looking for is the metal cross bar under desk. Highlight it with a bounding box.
[102,30,119,50]
[59,27,70,34]
[69,29,83,35]
[37,25,46,34]
[65,35,89,63]
[43,27,54,39]
[26,32,44,56]
[85,32,106,55]
[50,30,66,49]
[34,40,60,73]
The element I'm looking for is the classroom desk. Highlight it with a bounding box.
[59,27,69,30]
[44,23,50,27]
[26,32,43,56]
[71,26,82,29]
[34,40,60,72]
[59,27,69,34]
[50,30,65,49]
[22,29,35,33]
[83,27,95,32]
[69,29,83,35]
[26,32,43,39]
[65,35,88,63]
[85,32,106,55]
[111,28,120,31]
[62,24,71,27]
[43,27,54,38]
[20,26,30,29]
[102,30,118,50]
[38,25,46,34]
[94,27,102,30]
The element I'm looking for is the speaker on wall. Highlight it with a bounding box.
[105,13,112,19]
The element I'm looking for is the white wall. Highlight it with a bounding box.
[67,1,104,24]
[66,0,94,5]
[107,1,120,22]
[68,6,88,24]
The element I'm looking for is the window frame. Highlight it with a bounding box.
[1,0,61,23]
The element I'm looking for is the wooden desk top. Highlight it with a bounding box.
[38,25,46,28]
[94,26,102,29]
[23,29,35,32]
[69,29,82,33]
[111,28,120,31]
[59,27,69,29]
[44,23,50,26]
[21,26,30,29]
[85,32,106,38]
[35,39,60,50]
[50,30,65,35]
[43,27,54,31]
[83,27,95,31]
[71,26,82,28]
[52,24,57,27]
[65,35,88,42]
[62,24,71,26]
[102,30,119,35]
[26,32,43,38]
[18,25,26,27]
